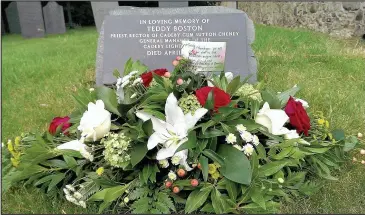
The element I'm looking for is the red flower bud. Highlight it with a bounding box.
[177,169,186,177]
[190,179,199,187]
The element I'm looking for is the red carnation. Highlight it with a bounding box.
[284,97,311,136]
[140,68,168,87]
[195,86,231,111]
[49,116,71,135]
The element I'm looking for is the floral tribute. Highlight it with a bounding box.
[3,57,364,214]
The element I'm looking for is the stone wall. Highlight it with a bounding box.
[238,2,365,38]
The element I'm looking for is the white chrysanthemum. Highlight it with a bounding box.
[79,201,86,208]
[171,155,181,165]
[158,159,169,168]
[63,188,70,195]
[168,171,177,181]
[252,135,260,146]
[240,131,253,142]
[73,192,82,199]
[236,124,247,133]
[66,185,75,192]
[225,133,237,144]
[233,144,243,151]
[242,144,254,156]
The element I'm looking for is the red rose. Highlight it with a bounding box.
[49,116,71,135]
[284,97,311,136]
[195,86,231,111]
[140,68,168,87]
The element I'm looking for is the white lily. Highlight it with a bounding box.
[255,102,289,135]
[78,100,111,142]
[136,93,207,169]
[208,72,234,87]
[57,140,93,161]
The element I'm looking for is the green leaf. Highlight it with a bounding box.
[261,90,281,109]
[277,85,300,107]
[199,155,209,182]
[96,86,121,116]
[47,173,65,192]
[34,174,55,186]
[217,144,252,185]
[200,203,215,213]
[123,58,133,76]
[251,186,266,210]
[271,147,293,160]
[130,142,148,167]
[211,188,225,214]
[185,186,213,213]
[142,109,166,121]
[332,129,345,141]
[142,120,153,136]
[202,149,224,166]
[104,185,129,202]
[343,136,359,152]
[199,129,225,138]
[204,89,214,110]
[98,201,112,213]
[226,76,242,95]
[304,147,331,154]
[258,160,288,177]
[225,179,238,201]
[113,69,120,78]
[63,155,77,168]
[176,131,197,153]
[89,188,111,201]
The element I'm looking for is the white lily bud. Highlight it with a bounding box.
[130,93,137,99]
[121,80,130,88]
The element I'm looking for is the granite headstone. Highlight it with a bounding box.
[95,6,257,86]
[5,2,21,34]
[43,2,66,35]
[91,2,119,32]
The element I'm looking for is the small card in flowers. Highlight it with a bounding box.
[181,41,226,72]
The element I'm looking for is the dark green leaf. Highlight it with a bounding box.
[251,186,266,210]
[199,155,209,182]
[47,173,65,192]
[142,120,153,136]
[202,149,224,166]
[343,136,359,152]
[211,188,225,214]
[184,186,213,213]
[217,144,252,185]
[199,129,225,138]
[226,76,242,95]
[130,142,148,167]
[96,86,121,116]
[104,185,129,202]
[204,89,214,110]
[332,129,345,141]
[258,160,288,177]
[63,155,77,168]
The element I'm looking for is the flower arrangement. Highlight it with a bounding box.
[3,57,364,214]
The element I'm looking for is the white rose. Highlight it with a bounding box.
[78,100,111,142]
[255,102,289,135]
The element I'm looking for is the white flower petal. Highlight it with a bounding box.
[225,72,234,83]
[151,117,170,137]
[136,110,153,122]
[294,98,309,109]
[283,129,300,139]
[156,147,176,160]
[184,108,208,130]
[57,140,92,160]
[264,110,289,135]
[148,132,166,150]
[165,93,185,127]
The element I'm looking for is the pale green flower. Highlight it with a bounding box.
[243,144,254,156]
[225,133,237,144]
[102,132,131,168]
[171,155,181,165]
[235,83,262,102]
[178,94,202,115]
[278,178,285,184]
[168,171,177,181]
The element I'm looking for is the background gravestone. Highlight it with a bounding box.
[5,2,21,34]
[43,2,66,35]
[1,16,5,35]
[95,6,257,86]
[159,1,189,7]
[91,2,119,32]
[5,1,45,38]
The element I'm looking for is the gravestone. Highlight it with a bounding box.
[43,2,66,35]
[5,2,21,34]
[159,1,189,7]
[1,16,5,35]
[91,2,119,32]
[5,1,45,38]
[95,6,257,86]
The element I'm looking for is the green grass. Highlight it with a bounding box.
[2,25,365,214]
